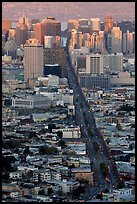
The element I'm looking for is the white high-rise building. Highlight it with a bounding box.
[86,54,104,74]
[24,38,44,81]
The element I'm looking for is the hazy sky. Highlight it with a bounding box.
[2,2,135,22]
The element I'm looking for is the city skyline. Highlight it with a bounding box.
[2,2,135,22]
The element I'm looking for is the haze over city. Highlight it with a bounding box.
[2,2,135,22]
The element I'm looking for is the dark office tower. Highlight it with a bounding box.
[2,19,12,35]
[44,64,62,77]
[30,19,40,31]
[104,15,113,33]
[15,23,28,46]
[43,47,66,77]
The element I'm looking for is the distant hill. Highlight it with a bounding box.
[2,2,135,22]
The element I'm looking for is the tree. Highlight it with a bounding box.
[48,123,56,133]
[58,139,66,148]
[57,131,63,139]
[38,189,45,195]
[93,141,100,153]
[39,145,58,155]
[87,128,93,138]
[100,163,109,178]
[23,146,30,155]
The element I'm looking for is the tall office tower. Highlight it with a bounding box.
[8,28,16,41]
[24,38,44,81]
[103,53,123,73]
[34,17,61,44]
[82,33,91,48]
[106,30,112,53]
[44,35,60,48]
[67,19,79,40]
[104,15,113,32]
[89,18,100,33]
[70,29,83,49]
[67,19,79,32]
[19,15,29,27]
[30,19,40,31]
[78,18,89,26]
[97,31,105,52]
[15,23,28,46]
[2,19,12,35]
[123,30,134,54]
[78,18,90,34]
[90,32,105,52]
[132,32,135,53]
[86,54,104,74]
[111,27,122,53]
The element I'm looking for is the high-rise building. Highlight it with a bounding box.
[8,28,16,41]
[78,18,90,34]
[86,54,104,74]
[78,18,89,27]
[44,36,60,48]
[24,38,44,81]
[15,23,28,46]
[89,18,100,33]
[70,29,83,49]
[67,19,79,32]
[104,15,113,32]
[19,15,29,27]
[34,17,61,45]
[123,30,134,54]
[30,19,40,31]
[111,27,122,53]
[103,53,123,73]
[2,19,12,35]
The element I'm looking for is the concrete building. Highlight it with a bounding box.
[12,94,51,109]
[103,53,123,73]
[111,27,122,53]
[78,18,89,34]
[24,38,44,81]
[110,71,135,87]
[53,127,81,139]
[86,54,104,74]
[79,73,110,89]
